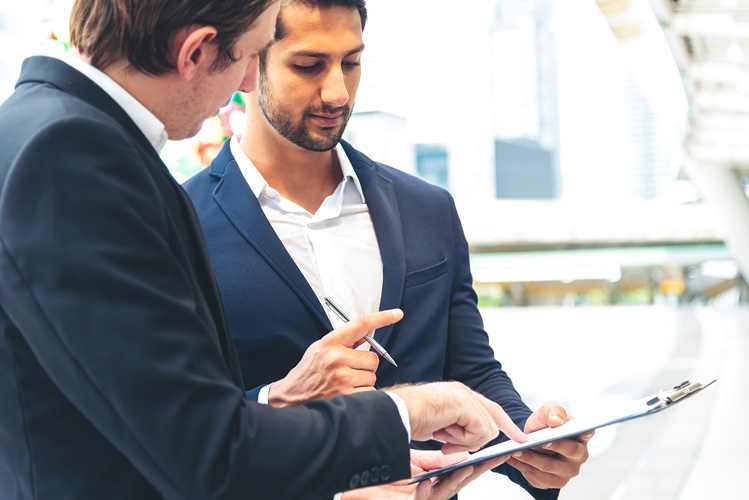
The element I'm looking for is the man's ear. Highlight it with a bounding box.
[174,26,219,81]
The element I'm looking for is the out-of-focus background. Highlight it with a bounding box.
[2,0,747,498]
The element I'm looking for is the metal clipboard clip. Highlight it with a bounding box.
[646,380,715,408]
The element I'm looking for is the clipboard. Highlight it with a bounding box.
[411,379,716,483]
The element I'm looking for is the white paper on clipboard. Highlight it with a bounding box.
[411,379,716,483]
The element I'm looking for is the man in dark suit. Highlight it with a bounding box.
[0,1,529,499]
[184,1,593,498]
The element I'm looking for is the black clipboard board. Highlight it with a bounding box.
[411,379,717,483]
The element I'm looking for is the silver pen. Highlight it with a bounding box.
[324,296,398,368]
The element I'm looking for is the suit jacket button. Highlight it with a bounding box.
[349,474,360,489]
[370,466,380,483]
[381,464,391,481]
[360,470,369,487]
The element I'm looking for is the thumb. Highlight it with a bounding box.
[325,309,404,348]
[525,403,569,433]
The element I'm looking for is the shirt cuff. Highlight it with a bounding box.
[258,384,271,405]
[385,391,411,442]
[333,494,343,500]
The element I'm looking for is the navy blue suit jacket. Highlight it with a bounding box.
[185,140,558,499]
[0,57,410,500]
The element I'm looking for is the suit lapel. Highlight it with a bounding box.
[209,142,332,331]
[342,142,406,349]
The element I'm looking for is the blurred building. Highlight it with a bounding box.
[354,0,688,204]
[347,0,742,306]
[492,0,560,200]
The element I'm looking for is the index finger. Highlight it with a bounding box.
[326,309,404,348]
[477,393,528,444]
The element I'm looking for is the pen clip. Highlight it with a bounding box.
[324,297,350,323]
[646,380,708,407]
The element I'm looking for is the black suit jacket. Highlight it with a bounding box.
[184,140,558,500]
[0,56,409,500]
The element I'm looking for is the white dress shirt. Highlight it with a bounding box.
[230,136,383,327]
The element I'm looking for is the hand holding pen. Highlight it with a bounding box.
[324,296,399,367]
[266,308,403,407]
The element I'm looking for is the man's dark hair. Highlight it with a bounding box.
[259,0,366,72]
[69,0,278,75]
[274,0,367,41]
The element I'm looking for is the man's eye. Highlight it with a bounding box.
[343,61,361,68]
[294,64,320,72]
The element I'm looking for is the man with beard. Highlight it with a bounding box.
[184,1,592,498]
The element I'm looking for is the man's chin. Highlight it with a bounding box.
[180,122,206,141]
[303,128,345,152]
[300,139,339,152]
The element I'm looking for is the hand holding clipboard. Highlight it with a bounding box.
[411,379,716,483]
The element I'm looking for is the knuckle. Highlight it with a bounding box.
[351,315,369,329]
[327,349,348,367]
[538,455,557,473]
[364,351,379,367]
[332,368,349,385]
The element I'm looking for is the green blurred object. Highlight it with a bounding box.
[476,283,507,308]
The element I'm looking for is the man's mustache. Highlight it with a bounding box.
[305,104,350,116]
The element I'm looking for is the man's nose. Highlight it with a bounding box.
[320,65,349,108]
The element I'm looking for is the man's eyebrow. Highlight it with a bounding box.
[289,44,365,59]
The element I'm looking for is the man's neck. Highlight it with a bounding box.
[240,108,343,214]
[67,51,169,151]
[72,52,175,138]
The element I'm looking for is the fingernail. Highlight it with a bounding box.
[543,442,553,449]
[513,451,523,458]
[550,415,564,426]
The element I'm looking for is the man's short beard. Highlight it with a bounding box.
[257,75,351,152]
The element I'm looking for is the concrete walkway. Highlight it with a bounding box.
[459,305,747,499]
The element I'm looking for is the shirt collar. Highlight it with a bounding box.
[337,143,365,202]
[230,136,365,203]
[58,54,169,153]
